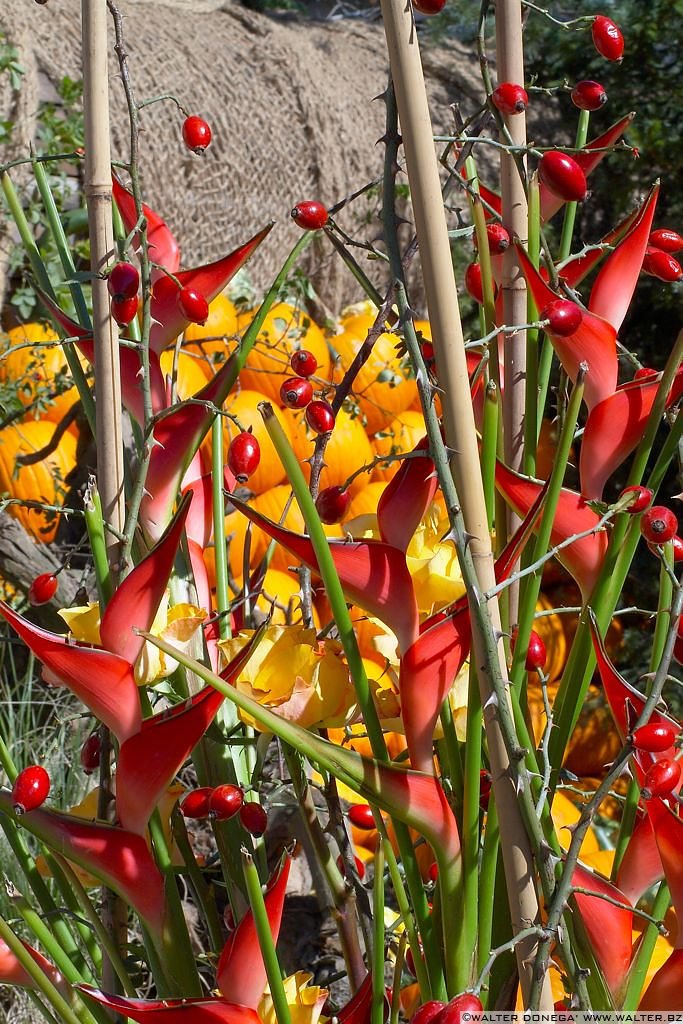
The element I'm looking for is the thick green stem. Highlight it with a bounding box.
[371,843,386,1024]
[242,850,292,1024]
[558,109,590,262]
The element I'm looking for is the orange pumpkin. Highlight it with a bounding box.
[0,420,77,542]
[371,409,427,483]
[235,302,331,402]
[0,323,83,427]
[183,293,239,379]
[286,405,374,498]
[344,481,388,525]
[526,680,622,778]
[159,350,211,401]
[236,567,321,627]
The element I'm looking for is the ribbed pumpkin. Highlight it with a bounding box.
[235,302,331,402]
[330,312,417,434]
[371,409,427,483]
[0,323,82,426]
[0,420,77,541]
[183,293,239,379]
[213,389,293,495]
[159,350,212,400]
[286,405,373,498]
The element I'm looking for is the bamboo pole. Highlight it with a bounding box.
[378,1,552,1005]
[82,0,125,570]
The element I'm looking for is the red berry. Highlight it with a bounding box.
[491,82,528,116]
[554,1004,569,1012]
[485,223,511,254]
[631,722,677,753]
[12,765,50,814]
[592,15,625,62]
[434,994,484,1024]
[305,399,335,434]
[540,299,583,336]
[111,295,139,326]
[280,376,314,410]
[291,349,318,378]
[228,431,261,483]
[421,341,435,363]
[182,116,212,154]
[673,536,683,562]
[80,732,101,774]
[642,758,681,799]
[28,572,58,606]
[336,854,365,880]
[464,262,484,304]
[640,506,678,545]
[239,802,268,837]
[180,787,214,819]
[348,804,376,830]
[539,152,588,203]
[316,486,351,524]
[511,626,546,671]
[178,285,209,325]
[412,0,447,13]
[411,1002,446,1024]
[427,862,438,882]
[108,261,140,301]
[291,201,328,231]
[619,485,653,514]
[209,784,244,821]
[571,80,607,111]
[479,769,492,810]
[649,229,683,254]
[634,367,658,382]
[642,248,683,283]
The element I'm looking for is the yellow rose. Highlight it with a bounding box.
[258,972,327,1024]
[219,624,356,730]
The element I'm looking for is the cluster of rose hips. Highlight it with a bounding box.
[643,227,683,284]
[629,720,681,800]
[410,994,484,1024]
[180,783,268,836]
[107,260,211,329]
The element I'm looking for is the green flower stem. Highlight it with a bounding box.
[524,172,541,474]
[622,881,671,1009]
[242,849,292,1024]
[0,914,87,1024]
[1,170,96,435]
[650,542,674,668]
[481,380,499,531]
[258,400,445,997]
[371,842,386,1024]
[510,372,585,692]
[477,802,499,990]
[83,479,114,606]
[455,662,484,990]
[438,699,464,825]
[212,417,232,643]
[467,163,498,343]
[171,806,224,955]
[558,110,590,263]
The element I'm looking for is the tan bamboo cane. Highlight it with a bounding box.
[378,0,552,1005]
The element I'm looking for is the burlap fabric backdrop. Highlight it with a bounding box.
[0,0,487,313]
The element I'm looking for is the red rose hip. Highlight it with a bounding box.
[512,626,547,671]
[592,15,624,62]
[336,854,366,879]
[228,431,261,483]
[12,765,50,813]
[640,506,678,545]
[485,223,511,254]
[464,262,484,304]
[649,229,683,254]
[491,82,528,115]
[291,349,318,378]
[28,572,58,606]
[316,486,351,524]
[80,732,101,774]
[619,485,653,514]
[209,784,244,821]
[642,249,683,283]
[412,0,447,14]
[178,285,209,325]
[540,299,583,336]
[180,787,214,819]
[239,802,268,837]
[631,722,677,753]
[108,261,140,301]
[291,201,328,231]
[280,376,314,410]
[411,1003,446,1024]
[642,758,681,799]
[182,116,212,154]
[111,295,139,326]
[435,994,484,1024]
[305,400,335,434]
[539,151,588,203]
[348,804,376,830]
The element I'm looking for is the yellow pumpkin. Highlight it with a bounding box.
[344,481,388,523]
[0,420,77,542]
[235,302,332,402]
[183,293,239,379]
[0,323,83,426]
[371,409,427,483]
[237,567,321,627]
[286,405,373,498]
[159,350,211,401]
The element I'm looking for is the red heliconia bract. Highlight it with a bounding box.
[411,1002,446,1024]
[412,0,447,14]
[28,572,58,606]
[316,486,351,524]
[305,400,336,434]
[640,506,678,545]
[491,82,528,115]
[634,367,658,381]
[290,349,318,378]
[182,115,212,153]
[228,432,261,483]
[642,248,683,282]
[107,261,140,301]
[540,299,583,337]
[464,262,484,304]
[434,994,484,1024]
[111,295,139,326]
[336,854,366,880]
[239,802,268,837]
[209,784,244,821]
[485,222,511,254]
[592,15,625,62]
[642,758,682,798]
[80,732,101,774]
[12,765,50,813]
[180,787,214,819]
[649,228,683,254]
[571,80,607,111]
[291,200,328,231]
[632,722,677,753]
[280,376,314,410]
[348,804,376,830]
[538,151,588,203]
[619,484,653,513]
[178,285,209,325]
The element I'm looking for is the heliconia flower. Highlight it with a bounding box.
[495,461,608,600]
[558,199,644,292]
[258,971,328,1024]
[112,173,181,277]
[217,854,291,1007]
[616,811,664,907]
[0,936,65,993]
[571,861,633,999]
[219,624,356,732]
[639,948,683,1010]
[377,436,437,553]
[148,224,273,355]
[645,799,683,938]
[336,972,374,1024]
[579,365,683,499]
[79,985,261,1024]
[0,790,168,940]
